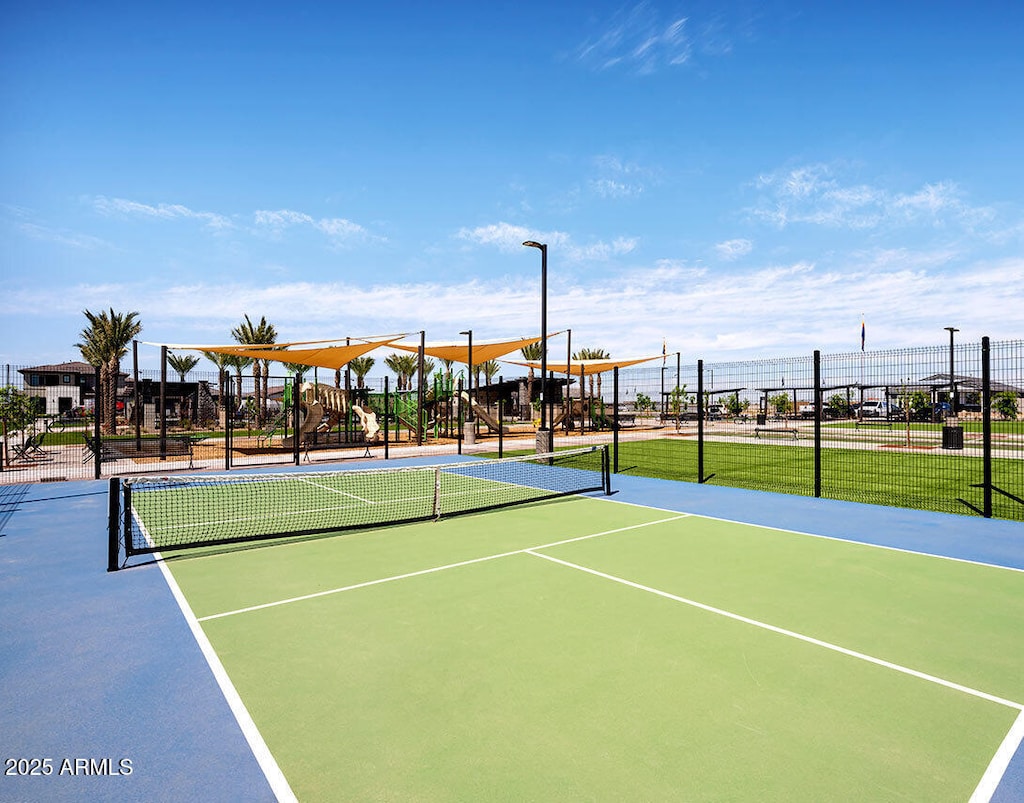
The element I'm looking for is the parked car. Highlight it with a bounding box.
[705,403,725,420]
[859,400,902,418]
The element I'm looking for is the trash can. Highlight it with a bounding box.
[462,421,476,446]
[941,425,963,450]
[756,414,767,426]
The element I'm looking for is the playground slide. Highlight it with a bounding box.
[281,401,325,448]
[351,404,381,442]
[459,392,506,433]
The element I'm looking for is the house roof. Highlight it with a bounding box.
[19,361,96,374]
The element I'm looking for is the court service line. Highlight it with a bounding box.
[196,514,690,622]
[526,549,1024,712]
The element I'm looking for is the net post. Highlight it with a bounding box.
[107,477,121,572]
[433,466,442,519]
[602,444,612,495]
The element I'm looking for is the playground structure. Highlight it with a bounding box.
[281,383,382,449]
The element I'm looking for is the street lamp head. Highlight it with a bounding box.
[522,240,545,250]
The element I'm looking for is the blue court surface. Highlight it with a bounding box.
[1,466,1022,802]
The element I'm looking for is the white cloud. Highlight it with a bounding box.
[748,164,997,233]
[576,4,692,75]
[93,196,232,230]
[16,221,110,250]
[253,208,374,243]
[714,238,753,260]
[455,222,635,262]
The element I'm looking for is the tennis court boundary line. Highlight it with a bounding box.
[527,549,1024,803]
[526,549,1024,710]
[196,513,690,622]
[595,495,1024,575]
[155,556,298,802]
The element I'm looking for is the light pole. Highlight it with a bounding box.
[460,329,473,421]
[523,240,549,453]
[944,326,959,414]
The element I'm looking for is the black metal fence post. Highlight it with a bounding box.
[292,375,301,466]
[814,350,822,498]
[613,367,620,473]
[93,364,102,480]
[697,359,705,483]
[224,384,232,471]
[456,378,463,456]
[498,376,504,458]
[383,376,390,460]
[982,336,992,518]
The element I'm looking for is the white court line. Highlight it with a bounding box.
[297,475,375,504]
[971,709,1024,803]
[594,494,1024,575]
[526,549,1024,712]
[197,514,689,621]
[155,554,297,802]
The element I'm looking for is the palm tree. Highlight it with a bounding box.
[167,352,199,381]
[574,347,610,400]
[231,315,277,427]
[480,360,500,385]
[520,342,543,419]
[222,354,251,417]
[203,350,233,418]
[384,353,418,391]
[76,308,142,434]
[348,356,375,388]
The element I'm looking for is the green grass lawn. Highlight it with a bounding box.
[614,437,1023,520]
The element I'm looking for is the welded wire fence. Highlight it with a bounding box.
[3,339,1022,520]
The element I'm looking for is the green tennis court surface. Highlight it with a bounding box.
[158,495,1024,801]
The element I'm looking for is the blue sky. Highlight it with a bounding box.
[3,1,1023,371]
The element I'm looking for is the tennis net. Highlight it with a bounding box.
[107,445,610,569]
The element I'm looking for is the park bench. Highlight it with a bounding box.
[855,419,894,429]
[754,426,798,440]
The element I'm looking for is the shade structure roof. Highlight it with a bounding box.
[390,334,549,365]
[505,355,664,374]
[154,336,403,371]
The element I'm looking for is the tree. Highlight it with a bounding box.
[574,347,610,400]
[480,360,500,385]
[0,386,38,465]
[384,353,417,391]
[167,352,199,381]
[993,391,1019,420]
[76,308,142,434]
[231,315,277,427]
[222,354,251,417]
[203,351,233,417]
[348,356,375,388]
[724,391,747,417]
[827,394,853,418]
[769,393,791,417]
